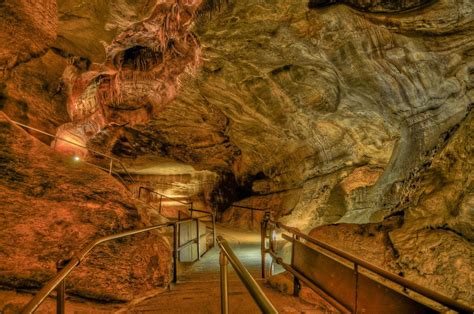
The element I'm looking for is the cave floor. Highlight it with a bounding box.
[1,225,335,313]
[127,225,334,313]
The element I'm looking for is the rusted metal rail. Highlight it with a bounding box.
[261,219,474,314]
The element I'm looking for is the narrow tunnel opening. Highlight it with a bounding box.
[116,46,163,71]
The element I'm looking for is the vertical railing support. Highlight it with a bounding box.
[220,251,229,314]
[354,263,359,313]
[261,221,267,279]
[291,234,301,296]
[212,212,217,248]
[196,219,201,261]
[173,224,179,283]
[109,159,113,175]
[56,261,66,314]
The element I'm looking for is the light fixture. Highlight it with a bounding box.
[73,155,80,162]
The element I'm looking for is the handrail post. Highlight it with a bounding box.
[354,263,359,313]
[261,218,267,279]
[219,250,229,314]
[212,212,217,248]
[173,224,179,283]
[56,260,66,314]
[291,235,300,296]
[196,219,201,261]
[109,159,113,175]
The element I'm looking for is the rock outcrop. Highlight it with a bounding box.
[310,110,473,305]
[0,0,57,75]
[0,112,172,302]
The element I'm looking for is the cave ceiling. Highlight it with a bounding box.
[0,0,472,227]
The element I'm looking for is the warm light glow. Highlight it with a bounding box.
[73,155,80,162]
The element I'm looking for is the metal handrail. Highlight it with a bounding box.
[228,206,270,230]
[22,213,217,314]
[10,120,136,186]
[138,186,192,206]
[229,205,268,211]
[264,220,474,314]
[217,236,278,314]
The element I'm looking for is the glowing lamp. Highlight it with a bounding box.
[73,155,80,162]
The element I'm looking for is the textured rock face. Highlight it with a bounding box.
[0,113,172,302]
[52,0,203,157]
[310,111,473,304]
[0,0,57,75]
[0,0,472,306]
[0,0,67,139]
[14,0,469,231]
[172,0,472,230]
[0,50,70,141]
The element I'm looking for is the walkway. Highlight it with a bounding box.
[126,225,333,313]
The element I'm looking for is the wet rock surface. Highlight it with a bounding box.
[0,113,172,302]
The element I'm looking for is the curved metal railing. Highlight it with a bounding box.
[10,120,136,189]
[217,236,278,314]
[262,219,474,314]
[22,212,216,313]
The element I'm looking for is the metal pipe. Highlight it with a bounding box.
[138,186,192,206]
[217,236,278,314]
[291,235,300,297]
[230,205,268,211]
[261,221,266,279]
[173,224,179,283]
[212,213,217,248]
[273,221,474,314]
[55,260,66,314]
[219,251,229,314]
[177,239,196,252]
[56,280,65,314]
[196,220,200,260]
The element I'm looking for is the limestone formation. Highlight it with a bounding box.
[310,111,473,304]
[0,113,172,302]
[0,0,472,307]
[0,0,57,76]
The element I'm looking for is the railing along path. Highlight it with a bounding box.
[261,217,474,314]
[12,120,472,314]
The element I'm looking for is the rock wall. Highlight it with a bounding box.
[0,112,172,302]
[185,0,472,230]
[310,110,473,304]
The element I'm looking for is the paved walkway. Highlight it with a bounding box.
[126,225,333,313]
